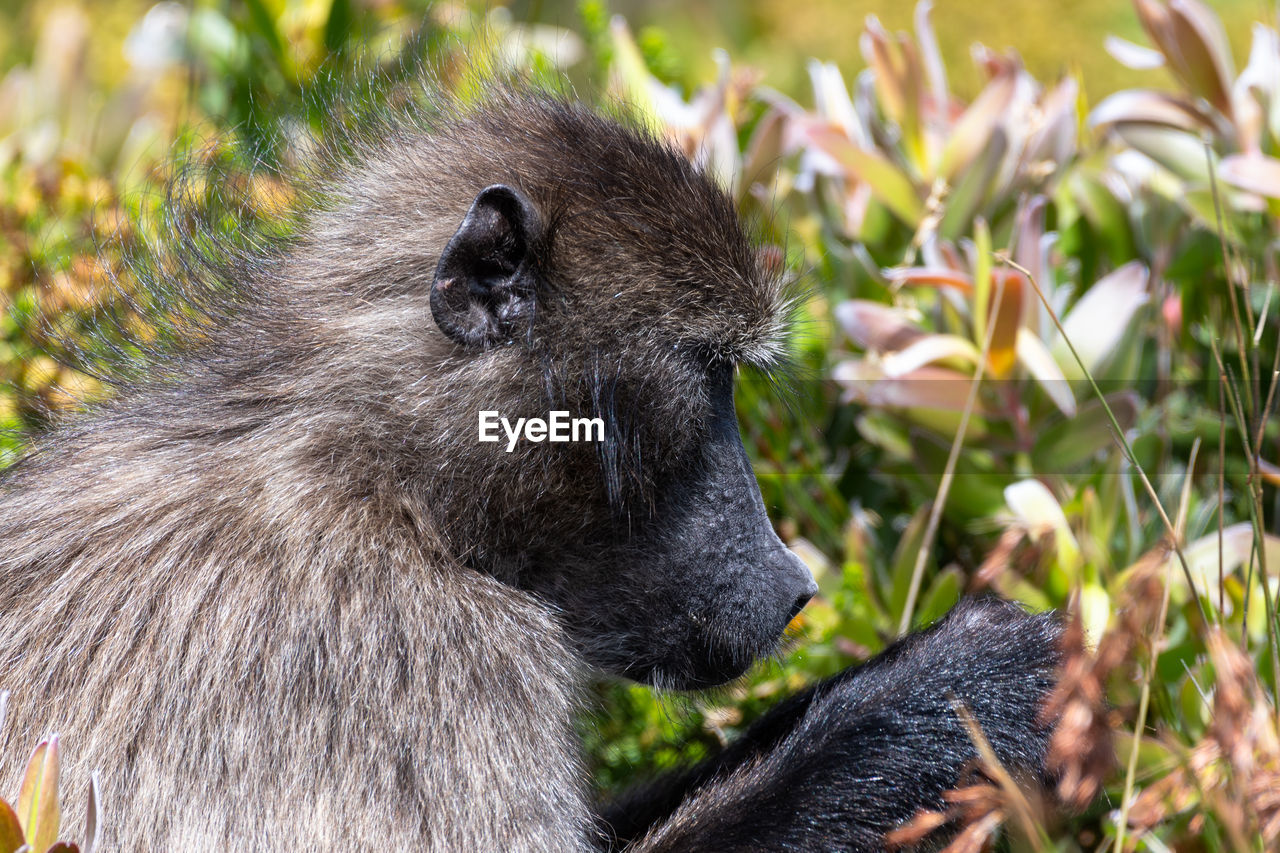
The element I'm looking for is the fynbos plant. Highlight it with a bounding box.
[0,693,99,853]
[768,0,1079,245]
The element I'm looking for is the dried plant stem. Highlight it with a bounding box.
[896,275,1004,637]
[1116,545,1172,850]
[952,699,1047,852]
[1001,257,1208,626]
[1174,439,1200,540]
[1205,147,1278,706]
[1211,341,1280,720]
[1256,281,1275,346]
[1205,141,1254,415]
[1258,367,1279,459]
[1117,443,1198,852]
[1114,484,1182,853]
[1219,385,1228,625]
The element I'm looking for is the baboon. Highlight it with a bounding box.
[0,84,1062,851]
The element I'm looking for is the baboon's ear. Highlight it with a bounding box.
[430,184,543,349]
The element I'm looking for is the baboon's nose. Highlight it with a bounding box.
[788,583,817,622]
[776,550,818,624]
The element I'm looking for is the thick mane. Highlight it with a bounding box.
[0,83,636,849]
[8,80,793,532]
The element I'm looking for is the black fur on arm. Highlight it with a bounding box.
[598,684,822,848]
[603,597,1063,852]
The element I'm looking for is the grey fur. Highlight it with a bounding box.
[0,88,799,850]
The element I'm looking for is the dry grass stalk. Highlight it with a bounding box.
[1127,627,1280,848]
[884,763,1008,853]
[1039,546,1172,813]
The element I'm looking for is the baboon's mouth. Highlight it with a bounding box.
[676,618,784,689]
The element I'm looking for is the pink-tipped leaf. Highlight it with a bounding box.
[16,736,60,853]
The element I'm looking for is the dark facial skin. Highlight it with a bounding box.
[522,365,817,689]
[431,183,814,690]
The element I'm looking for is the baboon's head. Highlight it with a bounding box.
[316,91,815,689]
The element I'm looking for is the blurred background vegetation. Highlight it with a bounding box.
[1,1,1278,851]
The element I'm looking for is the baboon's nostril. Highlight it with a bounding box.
[788,591,813,623]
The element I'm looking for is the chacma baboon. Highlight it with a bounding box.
[0,84,1062,851]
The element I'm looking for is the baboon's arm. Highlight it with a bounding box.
[601,597,1062,852]
[596,684,820,848]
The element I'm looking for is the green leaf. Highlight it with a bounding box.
[855,411,914,461]
[608,17,662,128]
[972,218,992,348]
[1112,125,1212,183]
[1004,479,1080,570]
[1033,394,1140,470]
[900,407,990,441]
[916,566,963,626]
[1063,170,1138,265]
[1054,261,1149,379]
[242,0,287,68]
[935,466,1007,522]
[1220,152,1280,199]
[322,0,355,56]
[802,124,924,225]
[1089,89,1211,134]
[17,736,59,853]
[935,69,1016,180]
[0,799,25,853]
[937,128,1007,240]
[889,505,933,622]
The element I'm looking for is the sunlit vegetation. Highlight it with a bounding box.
[1,1,1277,849]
